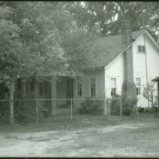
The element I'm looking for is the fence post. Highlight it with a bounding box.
[107,99,110,120]
[120,98,123,120]
[104,97,107,115]
[70,99,73,120]
[36,102,39,123]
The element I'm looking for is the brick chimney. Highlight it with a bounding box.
[122,18,137,99]
[122,19,132,46]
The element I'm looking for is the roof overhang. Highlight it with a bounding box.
[84,66,104,71]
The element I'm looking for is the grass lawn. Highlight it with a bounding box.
[0,113,159,157]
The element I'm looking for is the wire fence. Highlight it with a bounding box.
[0,97,125,124]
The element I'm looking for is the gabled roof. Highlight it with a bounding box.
[86,30,145,69]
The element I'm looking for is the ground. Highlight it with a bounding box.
[0,114,159,157]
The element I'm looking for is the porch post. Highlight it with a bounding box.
[51,76,56,115]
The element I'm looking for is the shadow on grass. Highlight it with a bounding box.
[0,114,121,133]
[0,113,157,133]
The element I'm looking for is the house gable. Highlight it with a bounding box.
[104,53,125,97]
[133,31,159,83]
[104,30,159,75]
[86,30,145,69]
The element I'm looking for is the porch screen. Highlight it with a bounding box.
[90,78,96,97]
[77,82,82,97]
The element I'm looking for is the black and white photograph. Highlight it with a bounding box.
[0,1,159,157]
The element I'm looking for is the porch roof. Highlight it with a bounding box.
[40,70,84,77]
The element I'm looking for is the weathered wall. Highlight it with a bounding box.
[133,33,159,107]
[73,69,105,107]
[104,54,125,98]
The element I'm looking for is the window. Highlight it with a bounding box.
[138,45,145,53]
[90,78,96,97]
[136,78,141,95]
[77,81,82,97]
[111,78,117,97]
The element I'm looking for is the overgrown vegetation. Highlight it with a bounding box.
[110,95,121,115]
[0,90,37,124]
[109,94,138,116]
[143,83,159,117]
[14,92,36,124]
[79,98,104,114]
[1,2,159,124]
[122,94,138,116]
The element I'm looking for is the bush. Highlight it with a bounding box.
[122,95,138,116]
[14,92,36,124]
[108,94,121,116]
[41,100,52,118]
[0,83,9,124]
[0,86,38,124]
[110,99,120,115]
[109,94,138,116]
[79,98,104,114]
[0,101,9,124]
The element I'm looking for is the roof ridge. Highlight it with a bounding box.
[101,29,145,39]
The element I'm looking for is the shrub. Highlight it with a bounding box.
[0,86,38,124]
[14,92,36,124]
[79,97,104,114]
[0,101,9,124]
[0,83,9,124]
[122,95,138,116]
[110,95,121,115]
[40,100,51,118]
[109,94,138,116]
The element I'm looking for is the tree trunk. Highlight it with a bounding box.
[9,79,15,125]
[131,104,139,117]
[134,104,139,115]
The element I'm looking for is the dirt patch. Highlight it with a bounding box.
[0,115,159,157]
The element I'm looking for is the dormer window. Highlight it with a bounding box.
[138,45,145,53]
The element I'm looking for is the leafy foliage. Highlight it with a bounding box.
[109,94,121,115]
[122,94,138,116]
[14,93,36,124]
[66,2,159,39]
[143,83,156,107]
[143,83,159,117]
[79,98,104,114]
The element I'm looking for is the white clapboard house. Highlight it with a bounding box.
[15,20,159,109]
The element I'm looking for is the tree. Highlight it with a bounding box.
[143,83,158,117]
[66,2,159,39]
[62,27,100,72]
[65,2,118,36]
[0,2,69,124]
